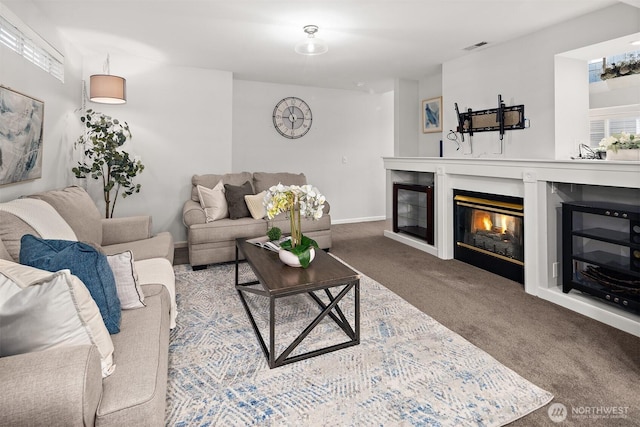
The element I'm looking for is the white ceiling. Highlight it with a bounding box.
[18,0,632,92]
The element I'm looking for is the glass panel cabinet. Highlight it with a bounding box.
[562,200,640,313]
[392,183,434,245]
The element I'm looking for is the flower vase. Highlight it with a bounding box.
[606,148,640,161]
[279,248,315,268]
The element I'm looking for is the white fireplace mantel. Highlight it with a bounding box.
[383,157,640,337]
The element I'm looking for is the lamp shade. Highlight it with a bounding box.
[90,74,126,104]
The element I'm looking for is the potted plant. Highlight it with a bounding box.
[263,184,325,268]
[73,109,145,218]
[598,132,640,161]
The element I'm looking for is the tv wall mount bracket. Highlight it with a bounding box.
[455,95,527,141]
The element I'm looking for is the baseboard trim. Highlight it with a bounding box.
[332,216,387,225]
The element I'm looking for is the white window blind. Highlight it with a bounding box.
[589,115,640,146]
[0,5,64,82]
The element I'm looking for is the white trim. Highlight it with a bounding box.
[331,216,386,225]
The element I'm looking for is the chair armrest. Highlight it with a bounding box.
[183,200,206,227]
[101,216,153,246]
[0,345,102,426]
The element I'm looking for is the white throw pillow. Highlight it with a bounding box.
[197,181,228,222]
[0,259,115,377]
[244,191,267,219]
[107,251,145,309]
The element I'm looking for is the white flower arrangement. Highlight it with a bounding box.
[599,132,640,152]
[263,183,326,268]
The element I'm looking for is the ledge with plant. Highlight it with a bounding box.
[598,132,640,152]
[598,132,640,161]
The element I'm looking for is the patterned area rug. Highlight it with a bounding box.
[166,260,553,426]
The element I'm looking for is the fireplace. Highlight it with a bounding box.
[454,190,524,284]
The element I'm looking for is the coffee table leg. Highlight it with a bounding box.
[269,296,276,368]
[274,281,358,367]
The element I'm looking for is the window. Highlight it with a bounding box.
[0,6,64,82]
[589,50,640,84]
[589,108,640,146]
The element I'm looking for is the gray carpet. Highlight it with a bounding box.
[328,220,640,426]
[166,260,553,426]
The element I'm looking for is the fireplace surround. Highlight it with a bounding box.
[454,190,524,284]
[384,157,640,337]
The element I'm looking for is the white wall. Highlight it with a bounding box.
[393,79,419,157]
[78,55,233,242]
[232,80,394,223]
[0,2,234,245]
[554,56,590,159]
[418,68,443,157]
[437,3,640,160]
[0,1,82,202]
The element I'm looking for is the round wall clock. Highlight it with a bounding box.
[272,97,312,139]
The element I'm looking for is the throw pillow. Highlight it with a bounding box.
[197,181,228,222]
[244,191,267,220]
[0,259,116,377]
[224,181,254,219]
[19,235,121,334]
[107,251,145,309]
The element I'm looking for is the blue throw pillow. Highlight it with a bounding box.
[19,235,121,334]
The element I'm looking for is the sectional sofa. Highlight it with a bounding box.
[0,186,175,426]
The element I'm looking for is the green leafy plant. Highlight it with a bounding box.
[72,109,144,218]
[267,226,282,241]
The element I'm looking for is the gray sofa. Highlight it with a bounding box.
[183,171,332,268]
[0,186,175,426]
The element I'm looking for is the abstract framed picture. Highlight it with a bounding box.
[0,86,44,186]
[422,96,442,133]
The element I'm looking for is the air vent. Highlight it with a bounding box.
[463,41,488,51]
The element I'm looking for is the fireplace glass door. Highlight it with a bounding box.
[454,191,524,283]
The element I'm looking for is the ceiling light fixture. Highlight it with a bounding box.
[90,54,126,104]
[295,25,328,56]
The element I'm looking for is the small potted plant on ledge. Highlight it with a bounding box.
[263,184,326,268]
[73,109,145,218]
[598,132,640,161]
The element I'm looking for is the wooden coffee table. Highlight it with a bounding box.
[235,238,360,368]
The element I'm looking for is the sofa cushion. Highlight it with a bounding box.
[0,259,115,377]
[191,172,253,202]
[0,211,39,262]
[224,181,254,219]
[19,235,121,334]
[0,239,11,261]
[29,186,103,245]
[107,251,145,310]
[189,217,267,244]
[0,198,78,262]
[253,172,307,193]
[97,283,170,426]
[244,191,267,219]
[197,181,228,222]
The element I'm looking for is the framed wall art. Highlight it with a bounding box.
[422,96,442,133]
[0,86,44,186]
